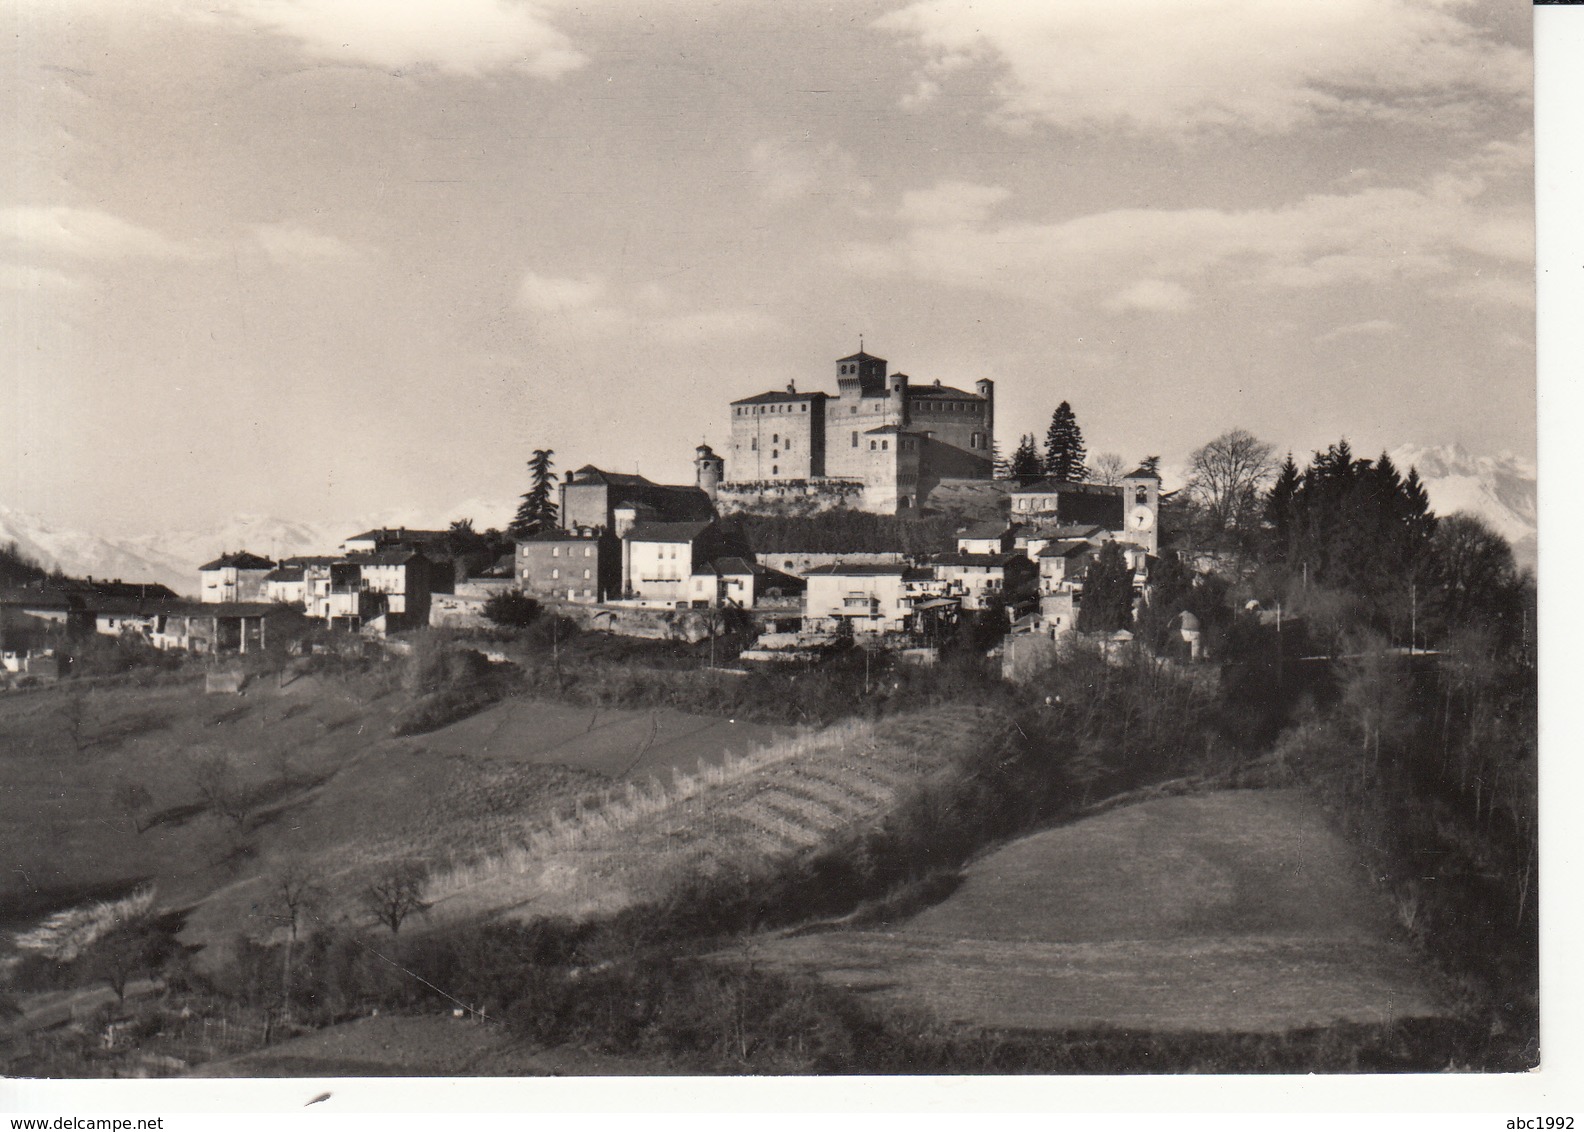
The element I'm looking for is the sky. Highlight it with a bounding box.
[0,0,1535,536]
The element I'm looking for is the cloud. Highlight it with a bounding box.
[517,270,608,314]
[0,262,82,292]
[1,206,211,261]
[844,169,1531,314]
[212,0,586,78]
[746,137,874,207]
[897,181,1010,227]
[1103,279,1192,313]
[876,0,1529,134]
[1313,319,1399,344]
[515,270,779,344]
[249,221,363,264]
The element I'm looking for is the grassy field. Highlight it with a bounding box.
[746,789,1448,1033]
[0,671,784,956]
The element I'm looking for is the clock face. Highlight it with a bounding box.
[1129,505,1154,531]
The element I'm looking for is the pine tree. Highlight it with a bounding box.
[1043,402,1087,483]
[1076,541,1133,633]
[1264,453,1301,563]
[991,440,1011,481]
[1010,434,1043,483]
[509,449,559,538]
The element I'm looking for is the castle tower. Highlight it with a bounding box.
[975,378,995,458]
[694,443,724,502]
[1121,464,1161,556]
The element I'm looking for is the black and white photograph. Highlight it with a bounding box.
[0,0,1564,1115]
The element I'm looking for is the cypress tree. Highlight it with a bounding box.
[509,449,559,538]
[1076,541,1133,633]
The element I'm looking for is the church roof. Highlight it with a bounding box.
[624,520,714,543]
[568,466,653,487]
[836,350,885,364]
[1125,465,1162,481]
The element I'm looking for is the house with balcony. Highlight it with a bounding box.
[198,551,276,604]
[930,551,1037,612]
[802,563,937,635]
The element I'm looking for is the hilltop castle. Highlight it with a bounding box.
[706,349,995,513]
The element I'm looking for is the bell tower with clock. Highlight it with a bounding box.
[1121,465,1161,556]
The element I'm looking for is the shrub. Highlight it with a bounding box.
[482,591,541,628]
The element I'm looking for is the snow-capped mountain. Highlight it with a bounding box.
[1390,443,1537,570]
[0,504,198,594]
[0,499,520,597]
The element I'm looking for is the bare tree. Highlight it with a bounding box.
[110,781,156,836]
[193,752,251,829]
[1090,452,1127,486]
[1185,429,1277,550]
[361,861,429,934]
[266,858,326,1021]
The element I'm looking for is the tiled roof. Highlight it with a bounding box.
[624,520,713,543]
[1038,540,1095,558]
[342,528,449,546]
[1007,479,1123,497]
[732,389,825,405]
[199,551,276,572]
[932,552,1024,568]
[568,466,653,487]
[804,562,909,576]
[958,520,1018,539]
[836,350,885,364]
[910,382,983,400]
[352,549,424,566]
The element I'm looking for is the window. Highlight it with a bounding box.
[551,568,560,580]
[772,434,778,443]
[772,465,778,475]
[772,449,779,459]
[870,440,877,451]
[751,438,757,450]
[850,405,857,414]
[552,546,560,556]
[583,568,591,579]
[584,546,592,557]
[971,433,980,449]
[852,431,858,447]
[801,404,807,412]
[882,440,889,450]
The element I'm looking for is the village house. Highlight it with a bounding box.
[198,551,276,603]
[263,556,338,607]
[516,526,620,604]
[0,606,60,677]
[956,521,1026,556]
[687,557,806,610]
[620,519,751,608]
[802,562,938,635]
[152,602,292,655]
[930,551,1037,612]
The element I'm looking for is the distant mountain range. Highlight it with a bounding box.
[0,499,518,597]
[1388,444,1536,570]
[0,445,1536,594]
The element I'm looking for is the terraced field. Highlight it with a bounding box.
[426,707,998,923]
[745,789,1448,1034]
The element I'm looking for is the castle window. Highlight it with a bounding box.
[882,440,889,450]
[772,450,778,459]
[772,465,778,475]
[584,547,592,557]
[552,547,560,557]
[772,434,778,443]
[852,432,858,447]
[801,404,807,412]
[751,438,757,450]
[870,441,876,451]
[850,406,857,414]
[971,433,980,448]
[583,568,591,579]
[552,568,560,580]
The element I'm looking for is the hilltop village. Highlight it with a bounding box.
[1,349,1181,679]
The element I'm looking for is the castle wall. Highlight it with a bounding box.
[727,393,825,482]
